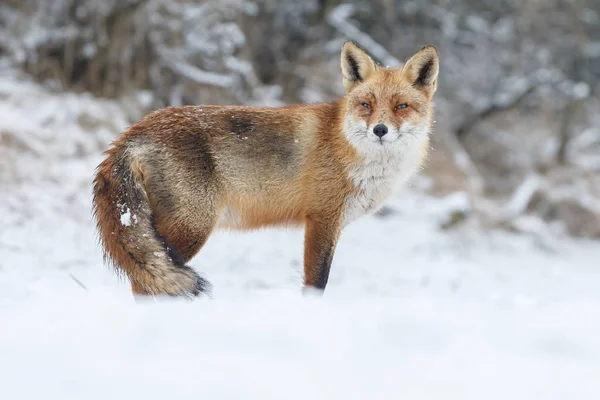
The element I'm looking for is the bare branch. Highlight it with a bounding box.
[455,80,537,139]
[158,50,236,88]
[70,274,89,291]
[327,4,402,67]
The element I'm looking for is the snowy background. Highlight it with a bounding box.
[1,1,600,399]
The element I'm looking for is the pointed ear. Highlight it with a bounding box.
[341,41,377,92]
[402,45,439,97]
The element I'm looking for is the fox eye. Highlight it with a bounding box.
[395,103,408,110]
[360,102,371,109]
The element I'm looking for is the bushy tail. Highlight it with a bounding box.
[92,145,210,298]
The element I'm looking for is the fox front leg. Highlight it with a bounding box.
[302,213,342,293]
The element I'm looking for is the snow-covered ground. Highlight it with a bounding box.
[1,75,600,399]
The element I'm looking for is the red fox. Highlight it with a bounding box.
[92,41,439,298]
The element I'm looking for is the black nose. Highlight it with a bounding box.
[373,124,388,138]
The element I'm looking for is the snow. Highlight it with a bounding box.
[120,207,133,226]
[1,75,600,399]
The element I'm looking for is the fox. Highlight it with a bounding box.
[92,41,439,298]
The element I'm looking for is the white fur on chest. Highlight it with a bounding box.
[342,135,426,225]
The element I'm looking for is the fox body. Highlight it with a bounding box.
[92,42,440,298]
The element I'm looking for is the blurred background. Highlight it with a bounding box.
[1,4,600,396]
[0,0,600,400]
[1,0,599,242]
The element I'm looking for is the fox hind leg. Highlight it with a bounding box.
[154,211,219,264]
[133,164,222,298]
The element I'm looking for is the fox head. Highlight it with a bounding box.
[340,41,439,154]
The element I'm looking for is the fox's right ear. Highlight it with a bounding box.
[341,41,377,92]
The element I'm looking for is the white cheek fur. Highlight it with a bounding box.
[342,115,430,225]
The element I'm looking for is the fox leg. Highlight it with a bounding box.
[128,215,217,299]
[155,215,218,263]
[128,158,221,298]
[302,213,342,292]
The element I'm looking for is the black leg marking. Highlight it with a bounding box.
[314,247,334,290]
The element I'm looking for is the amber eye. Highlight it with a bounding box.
[395,103,408,110]
[360,102,371,109]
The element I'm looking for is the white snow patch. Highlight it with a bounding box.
[120,207,132,226]
[1,292,600,400]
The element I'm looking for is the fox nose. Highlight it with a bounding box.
[373,124,388,138]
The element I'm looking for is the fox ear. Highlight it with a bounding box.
[341,41,377,92]
[402,45,439,97]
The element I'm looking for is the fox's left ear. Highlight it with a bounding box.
[402,45,439,98]
[341,41,377,92]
